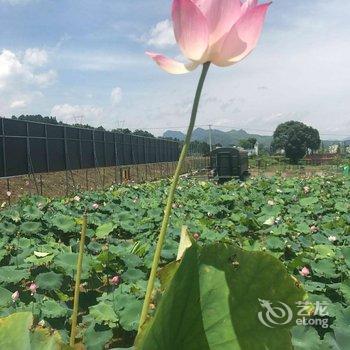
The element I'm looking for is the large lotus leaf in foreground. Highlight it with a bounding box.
[0,312,63,350]
[136,243,306,350]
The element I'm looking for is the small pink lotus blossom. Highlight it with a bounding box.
[110,275,121,286]
[73,195,81,202]
[6,191,11,197]
[193,233,200,241]
[29,283,37,295]
[299,267,310,277]
[267,200,275,206]
[328,236,337,243]
[147,0,271,74]
[310,225,319,233]
[92,203,99,210]
[12,291,19,302]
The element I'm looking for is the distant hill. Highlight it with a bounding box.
[163,128,349,148]
[163,128,273,147]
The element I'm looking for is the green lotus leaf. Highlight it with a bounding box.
[95,222,116,239]
[136,243,306,350]
[300,197,318,207]
[0,312,63,350]
[339,280,350,303]
[35,271,63,290]
[121,253,143,268]
[122,268,146,283]
[89,302,118,327]
[19,222,42,234]
[22,205,43,221]
[30,327,63,350]
[119,299,143,331]
[0,286,13,307]
[324,327,350,350]
[0,222,17,235]
[335,202,349,213]
[310,259,339,278]
[2,209,21,222]
[341,247,350,268]
[266,236,285,251]
[0,312,32,350]
[50,214,77,233]
[54,252,91,279]
[313,245,335,259]
[0,266,30,284]
[84,325,113,350]
[41,299,69,318]
[291,326,324,350]
[25,253,55,266]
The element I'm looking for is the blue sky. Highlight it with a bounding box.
[0,0,349,138]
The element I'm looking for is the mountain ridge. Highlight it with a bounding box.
[163,128,273,147]
[163,128,350,148]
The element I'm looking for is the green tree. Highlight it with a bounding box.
[272,121,321,163]
[239,137,257,149]
[133,129,155,138]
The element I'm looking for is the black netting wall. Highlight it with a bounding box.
[0,118,180,177]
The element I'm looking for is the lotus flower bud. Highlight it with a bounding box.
[29,283,37,295]
[310,225,319,233]
[299,267,310,277]
[12,291,19,302]
[110,275,121,286]
[303,186,310,194]
[92,203,99,210]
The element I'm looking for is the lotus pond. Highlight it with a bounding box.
[0,175,349,349]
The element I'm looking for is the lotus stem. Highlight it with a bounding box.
[138,62,210,332]
[70,214,88,347]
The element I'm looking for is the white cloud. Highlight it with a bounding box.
[0,50,24,89]
[24,48,48,66]
[33,69,57,86]
[0,49,56,89]
[51,104,105,126]
[142,19,176,48]
[0,48,56,114]
[111,87,122,106]
[10,99,27,109]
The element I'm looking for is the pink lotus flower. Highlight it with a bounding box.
[110,275,121,286]
[147,0,271,74]
[299,267,310,277]
[29,283,37,295]
[193,233,200,240]
[6,191,11,197]
[92,203,99,210]
[12,291,19,302]
[73,195,81,202]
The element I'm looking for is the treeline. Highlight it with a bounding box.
[6,114,155,138]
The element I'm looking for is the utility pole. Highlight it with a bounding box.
[73,115,84,125]
[209,124,213,151]
[116,120,125,130]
